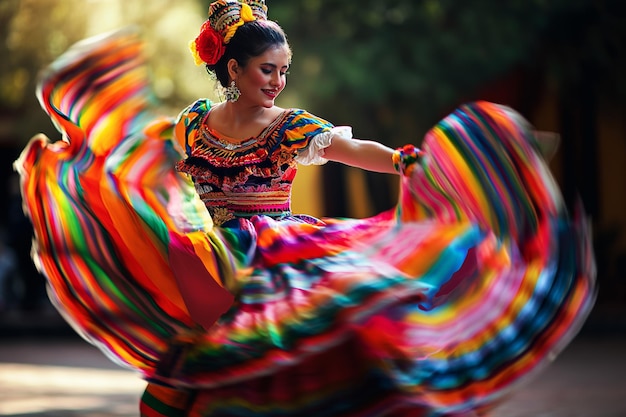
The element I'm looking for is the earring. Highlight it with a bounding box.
[223,80,241,102]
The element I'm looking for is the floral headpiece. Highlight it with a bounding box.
[190,0,268,66]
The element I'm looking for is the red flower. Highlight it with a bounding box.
[194,21,225,65]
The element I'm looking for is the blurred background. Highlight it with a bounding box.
[0,0,625,415]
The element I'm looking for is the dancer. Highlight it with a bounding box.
[16,1,595,416]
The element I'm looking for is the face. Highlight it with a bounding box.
[234,44,290,108]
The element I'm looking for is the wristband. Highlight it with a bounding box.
[392,144,423,176]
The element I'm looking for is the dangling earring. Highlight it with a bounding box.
[223,80,241,102]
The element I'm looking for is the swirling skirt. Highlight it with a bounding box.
[16,30,595,416]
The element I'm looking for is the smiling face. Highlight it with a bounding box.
[233,44,290,108]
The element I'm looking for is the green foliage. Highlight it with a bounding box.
[262,0,624,144]
[2,0,624,147]
[0,0,89,141]
[271,1,558,100]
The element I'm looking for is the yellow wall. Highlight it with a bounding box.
[291,164,381,219]
[291,164,324,218]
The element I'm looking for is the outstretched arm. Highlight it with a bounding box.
[322,133,398,175]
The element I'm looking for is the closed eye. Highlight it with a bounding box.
[261,64,290,76]
[262,69,289,76]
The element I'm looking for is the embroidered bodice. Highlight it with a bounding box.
[174,99,335,226]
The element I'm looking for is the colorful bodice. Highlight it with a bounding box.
[175,100,332,226]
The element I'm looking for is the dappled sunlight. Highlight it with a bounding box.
[1,338,625,416]
[0,363,144,416]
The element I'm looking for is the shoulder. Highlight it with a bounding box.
[283,108,334,135]
[280,109,335,150]
[176,98,213,126]
[173,98,214,154]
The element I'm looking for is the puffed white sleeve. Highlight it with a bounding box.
[295,126,353,166]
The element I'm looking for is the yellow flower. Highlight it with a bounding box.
[240,3,255,22]
[188,40,204,66]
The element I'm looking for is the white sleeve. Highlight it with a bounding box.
[295,126,353,166]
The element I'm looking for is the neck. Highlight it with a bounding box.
[208,100,282,141]
[219,101,267,126]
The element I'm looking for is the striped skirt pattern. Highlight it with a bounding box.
[16,30,595,416]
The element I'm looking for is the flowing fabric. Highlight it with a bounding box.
[16,30,595,416]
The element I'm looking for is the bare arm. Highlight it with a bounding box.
[322,133,398,175]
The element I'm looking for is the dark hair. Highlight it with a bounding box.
[207,20,290,87]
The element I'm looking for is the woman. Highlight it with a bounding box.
[180,0,398,227]
[16,1,595,416]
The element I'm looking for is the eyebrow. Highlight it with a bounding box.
[261,63,290,69]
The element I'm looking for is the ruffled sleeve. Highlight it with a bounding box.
[280,109,352,166]
[173,99,212,157]
[296,126,353,165]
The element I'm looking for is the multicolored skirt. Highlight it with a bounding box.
[15,30,595,417]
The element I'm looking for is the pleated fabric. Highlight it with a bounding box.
[16,30,595,416]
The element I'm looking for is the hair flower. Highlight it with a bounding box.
[191,21,226,66]
[240,3,255,22]
[191,0,267,65]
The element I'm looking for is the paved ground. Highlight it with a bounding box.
[0,334,625,417]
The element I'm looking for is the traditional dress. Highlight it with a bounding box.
[16,30,595,417]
